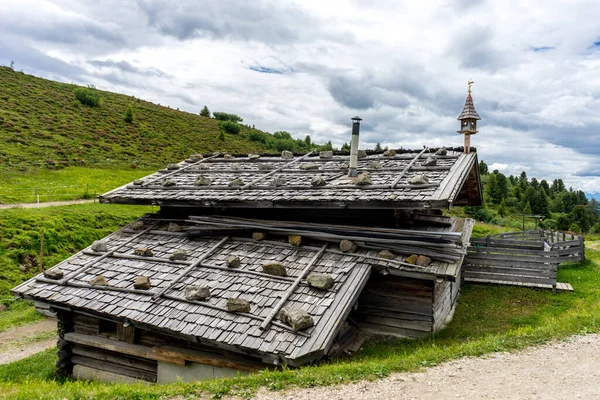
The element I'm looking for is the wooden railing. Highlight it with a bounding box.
[463,230,585,292]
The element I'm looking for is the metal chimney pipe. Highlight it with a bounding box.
[348,116,362,177]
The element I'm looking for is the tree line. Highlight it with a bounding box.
[473,160,599,233]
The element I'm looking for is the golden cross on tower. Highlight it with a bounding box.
[468,79,474,93]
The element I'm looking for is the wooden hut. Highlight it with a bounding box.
[13,143,483,383]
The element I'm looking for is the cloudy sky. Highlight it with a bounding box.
[2,0,600,198]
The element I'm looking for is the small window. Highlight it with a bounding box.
[99,319,118,338]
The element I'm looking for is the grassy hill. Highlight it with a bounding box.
[0,67,269,169]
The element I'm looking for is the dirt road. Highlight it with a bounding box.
[0,199,95,210]
[0,319,57,364]
[255,334,600,400]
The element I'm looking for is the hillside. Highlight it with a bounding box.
[0,67,271,169]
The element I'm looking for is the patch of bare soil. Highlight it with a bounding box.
[254,334,600,400]
[0,319,57,364]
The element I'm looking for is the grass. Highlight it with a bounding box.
[0,245,598,399]
[0,300,45,333]
[0,167,153,204]
[0,67,271,170]
[0,203,152,298]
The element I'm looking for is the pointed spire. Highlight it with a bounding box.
[457,81,481,121]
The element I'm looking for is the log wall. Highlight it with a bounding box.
[56,309,268,383]
[354,275,434,338]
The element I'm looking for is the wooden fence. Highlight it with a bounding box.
[463,230,584,292]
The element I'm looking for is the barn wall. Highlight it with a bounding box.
[57,310,266,384]
[433,268,461,332]
[354,274,434,338]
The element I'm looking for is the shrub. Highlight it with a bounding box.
[219,121,241,135]
[200,105,211,117]
[74,86,100,107]
[213,112,243,123]
[124,105,134,124]
[249,131,268,143]
[218,131,225,141]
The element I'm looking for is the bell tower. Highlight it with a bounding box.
[457,80,481,153]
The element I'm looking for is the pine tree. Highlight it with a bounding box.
[124,105,134,124]
[497,199,508,217]
[523,201,532,214]
[375,142,382,151]
[479,160,489,175]
[200,105,211,117]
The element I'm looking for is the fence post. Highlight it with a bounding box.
[39,229,45,273]
[580,235,585,262]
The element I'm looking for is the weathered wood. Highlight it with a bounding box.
[129,183,442,191]
[72,356,157,382]
[64,332,186,365]
[72,345,157,373]
[117,323,136,344]
[241,151,314,189]
[57,224,157,285]
[152,236,229,300]
[389,147,429,189]
[141,153,220,186]
[260,244,328,330]
[72,364,152,384]
[153,345,265,372]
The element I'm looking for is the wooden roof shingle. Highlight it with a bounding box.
[100,148,482,209]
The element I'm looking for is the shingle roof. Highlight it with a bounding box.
[100,148,481,209]
[457,93,481,120]
[12,213,473,365]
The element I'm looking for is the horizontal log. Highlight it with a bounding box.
[153,345,265,372]
[354,306,432,322]
[467,247,558,256]
[465,253,558,264]
[464,266,556,278]
[72,356,157,382]
[360,324,431,338]
[65,332,185,365]
[463,271,555,285]
[358,315,432,332]
[464,259,557,269]
[72,345,157,373]
[551,240,581,248]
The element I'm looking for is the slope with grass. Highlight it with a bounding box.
[0,237,598,399]
[0,67,269,169]
[0,203,151,299]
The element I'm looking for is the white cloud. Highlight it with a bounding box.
[3,0,600,195]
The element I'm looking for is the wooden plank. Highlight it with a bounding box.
[72,345,157,373]
[64,332,185,365]
[72,364,153,384]
[463,271,554,285]
[141,153,220,186]
[465,253,559,264]
[152,236,229,300]
[389,147,428,189]
[260,244,328,331]
[359,323,431,338]
[464,265,555,277]
[72,356,156,382]
[358,315,432,332]
[58,224,157,285]
[241,151,315,188]
[152,345,265,372]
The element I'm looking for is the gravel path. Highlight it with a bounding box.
[0,199,95,210]
[254,334,600,400]
[0,319,57,364]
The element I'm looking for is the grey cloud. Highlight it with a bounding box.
[136,0,333,45]
[89,59,170,77]
[0,36,86,80]
[450,26,508,72]
[328,76,375,110]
